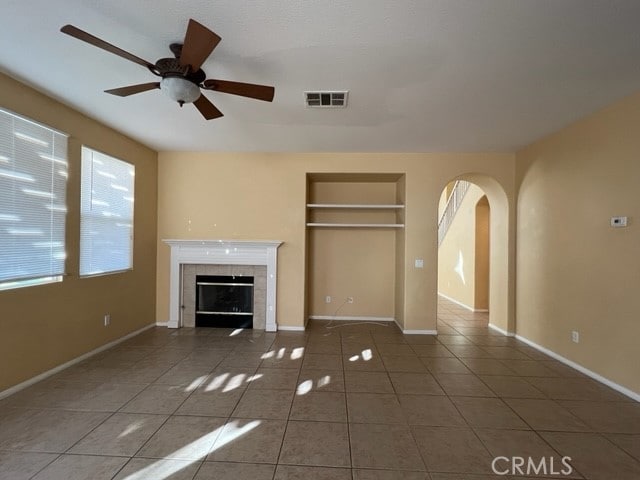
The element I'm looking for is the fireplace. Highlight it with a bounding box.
[163,240,282,331]
[196,275,254,328]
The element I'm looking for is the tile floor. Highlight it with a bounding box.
[1,298,639,479]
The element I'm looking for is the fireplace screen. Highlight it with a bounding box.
[195,275,254,328]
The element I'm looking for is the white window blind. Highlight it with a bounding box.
[80,147,134,276]
[0,108,68,286]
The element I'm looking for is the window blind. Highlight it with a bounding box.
[80,147,135,276]
[0,108,68,284]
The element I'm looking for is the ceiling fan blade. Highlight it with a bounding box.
[61,25,156,69]
[180,19,221,72]
[203,79,275,102]
[193,94,224,120]
[104,82,160,97]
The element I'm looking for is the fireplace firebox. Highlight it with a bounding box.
[195,275,254,328]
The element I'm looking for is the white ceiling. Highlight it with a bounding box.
[1,0,640,152]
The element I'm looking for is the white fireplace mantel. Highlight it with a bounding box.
[163,239,283,331]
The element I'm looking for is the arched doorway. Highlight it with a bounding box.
[436,174,512,335]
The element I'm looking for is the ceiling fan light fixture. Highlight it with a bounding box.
[160,76,201,105]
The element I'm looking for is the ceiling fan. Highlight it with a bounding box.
[60,19,275,120]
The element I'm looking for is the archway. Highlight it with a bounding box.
[436,174,513,335]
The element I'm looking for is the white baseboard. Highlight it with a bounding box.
[0,323,156,401]
[309,315,394,322]
[277,325,305,332]
[488,323,515,337]
[394,319,437,335]
[156,321,168,327]
[515,334,640,402]
[437,292,488,312]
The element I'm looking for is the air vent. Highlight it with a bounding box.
[305,91,349,108]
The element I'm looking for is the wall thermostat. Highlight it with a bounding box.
[610,216,628,228]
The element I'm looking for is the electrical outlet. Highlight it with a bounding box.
[347,297,354,304]
[571,330,579,343]
[325,295,332,304]
[104,314,111,327]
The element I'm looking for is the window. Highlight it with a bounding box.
[0,108,68,289]
[80,147,134,276]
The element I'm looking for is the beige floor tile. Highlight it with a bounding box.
[152,365,213,387]
[605,433,640,461]
[247,367,300,390]
[120,384,192,414]
[69,412,167,456]
[451,396,529,429]
[112,458,202,480]
[274,465,352,479]
[219,351,266,368]
[0,451,58,480]
[478,375,546,399]
[410,345,455,358]
[350,423,425,470]
[526,377,628,401]
[343,354,386,372]
[411,426,493,474]
[344,371,394,393]
[541,431,640,480]
[503,399,590,432]
[504,360,560,377]
[382,355,428,372]
[353,469,430,479]
[260,349,305,369]
[196,461,275,479]
[31,454,128,480]
[388,372,445,395]
[291,391,347,422]
[280,420,350,467]
[481,347,532,360]
[0,409,109,453]
[136,415,226,460]
[459,359,516,376]
[207,418,286,464]
[302,353,343,370]
[445,346,494,359]
[297,369,345,392]
[558,400,640,433]
[434,374,496,397]
[376,344,415,356]
[475,428,582,478]
[422,358,472,375]
[398,395,467,427]
[347,393,406,424]
[175,388,244,417]
[436,336,474,346]
[231,388,293,419]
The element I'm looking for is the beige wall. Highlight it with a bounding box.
[0,73,158,392]
[437,184,487,310]
[516,90,640,394]
[474,196,490,310]
[156,152,515,332]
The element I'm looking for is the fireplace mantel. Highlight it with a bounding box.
[163,239,283,331]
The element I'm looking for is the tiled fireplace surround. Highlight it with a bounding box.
[164,240,282,331]
[182,264,267,329]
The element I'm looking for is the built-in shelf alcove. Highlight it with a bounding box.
[304,173,406,324]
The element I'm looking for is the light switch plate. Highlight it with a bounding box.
[415,259,424,268]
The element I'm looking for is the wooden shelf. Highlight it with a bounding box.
[307,204,405,209]
[306,223,405,228]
